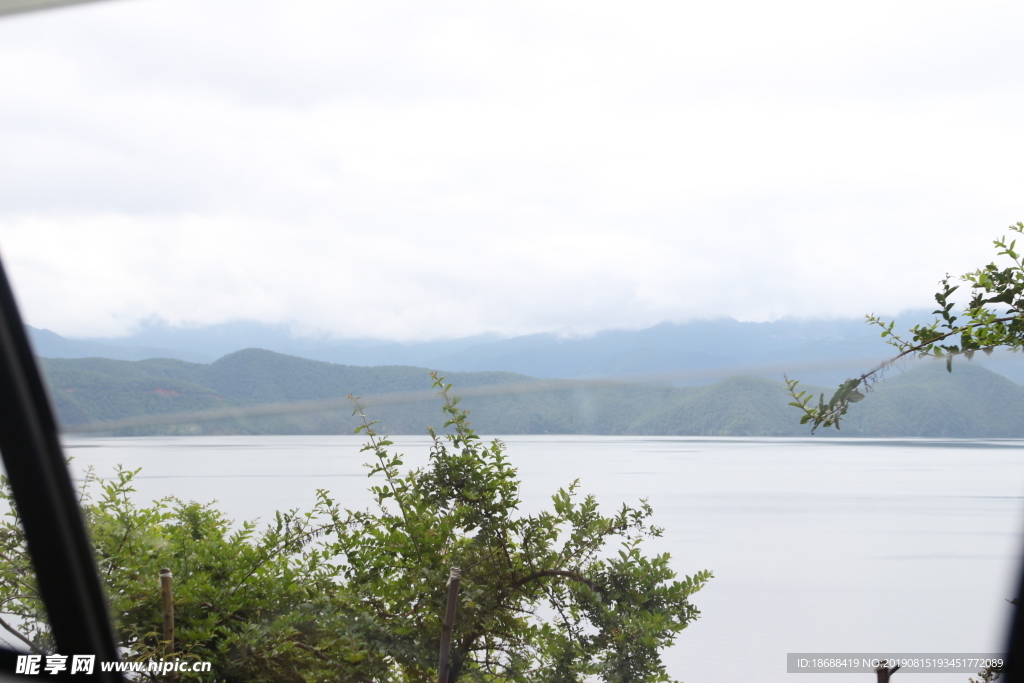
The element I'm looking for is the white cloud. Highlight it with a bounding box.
[0,0,1021,340]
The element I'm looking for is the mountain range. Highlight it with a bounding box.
[27,315,1024,387]
[39,347,1024,438]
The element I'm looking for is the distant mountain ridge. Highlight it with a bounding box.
[39,348,1024,438]
[30,316,1024,387]
[28,326,212,363]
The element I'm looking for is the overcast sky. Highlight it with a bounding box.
[0,0,1021,341]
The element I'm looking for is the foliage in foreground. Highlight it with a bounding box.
[0,376,710,682]
[787,221,1024,432]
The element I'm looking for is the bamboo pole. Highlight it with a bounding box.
[437,567,461,683]
[159,568,174,656]
[875,660,900,682]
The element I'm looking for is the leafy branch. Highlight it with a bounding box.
[788,221,1024,432]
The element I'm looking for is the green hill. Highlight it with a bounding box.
[37,350,1024,437]
[834,361,1024,437]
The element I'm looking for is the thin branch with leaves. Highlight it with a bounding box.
[788,221,1024,432]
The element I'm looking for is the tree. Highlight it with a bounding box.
[786,221,1024,433]
[2,466,388,681]
[0,375,710,682]
[336,373,711,682]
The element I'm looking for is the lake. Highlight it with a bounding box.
[58,435,1024,682]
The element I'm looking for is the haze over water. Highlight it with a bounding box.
[65,435,1024,682]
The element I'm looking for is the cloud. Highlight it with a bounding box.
[0,0,1021,340]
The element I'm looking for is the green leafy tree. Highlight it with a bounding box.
[787,221,1024,432]
[336,373,711,682]
[0,376,710,682]
[1,466,388,681]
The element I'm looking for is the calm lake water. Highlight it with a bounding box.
[58,435,1024,682]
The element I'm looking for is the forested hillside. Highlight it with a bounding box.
[38,349,1024,437]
